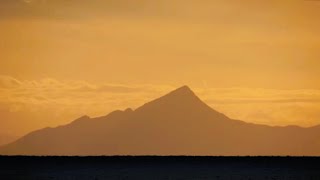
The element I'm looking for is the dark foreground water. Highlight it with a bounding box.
[0,156,319,180]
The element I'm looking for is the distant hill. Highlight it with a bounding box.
[0,133,18,147]
[1,86,319,156]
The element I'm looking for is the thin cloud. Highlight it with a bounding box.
[0,75,22,88]
[206,98,320,104]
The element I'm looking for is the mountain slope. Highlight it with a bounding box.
[0,86,319,156]
[0,133,18,147]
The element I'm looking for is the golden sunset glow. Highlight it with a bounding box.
[0,0,320,143]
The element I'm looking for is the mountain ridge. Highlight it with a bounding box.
[0,86,319,156]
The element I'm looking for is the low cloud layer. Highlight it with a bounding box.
[1,75,320,136]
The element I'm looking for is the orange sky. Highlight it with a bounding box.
[0,0,320,138]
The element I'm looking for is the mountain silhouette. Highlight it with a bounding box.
[0,86,319,156]
[0,133,17,147]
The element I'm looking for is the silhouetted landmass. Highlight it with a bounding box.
[1,86,320,156]
[0,156,319,180]
[0,133,17,146]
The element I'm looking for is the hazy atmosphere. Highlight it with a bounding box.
[1,0,320,142]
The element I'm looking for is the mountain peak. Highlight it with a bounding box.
[135,85,211,113]
[170,85,193,94]
[162,85,199,101]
